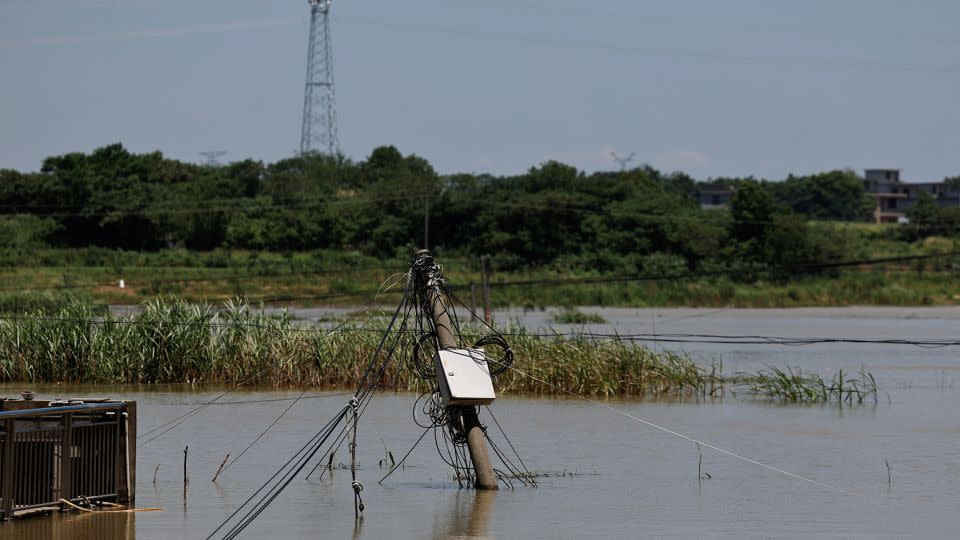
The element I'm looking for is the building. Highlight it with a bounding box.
[698,184,734,209]
[863,169,960,224]
[695,169,959,219]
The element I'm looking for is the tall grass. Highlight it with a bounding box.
[734,365,879,404]
[0,297,874,402]
[551,309,607,325]
[0,291,103,314]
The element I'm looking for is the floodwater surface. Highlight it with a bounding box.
[2,307,958,538]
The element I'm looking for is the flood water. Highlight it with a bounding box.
[3,307,959,538]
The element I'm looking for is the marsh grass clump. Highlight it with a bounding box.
[0,297,876,404]
[457,327,722,398]
[551,309,607,325]
[0,298,722,398]
[734,365,878,404]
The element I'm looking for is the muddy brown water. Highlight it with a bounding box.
[3,308,959,538]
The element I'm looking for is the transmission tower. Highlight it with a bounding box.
[610,151,637,171]
[199,151,227,166]
[300,0,338,156]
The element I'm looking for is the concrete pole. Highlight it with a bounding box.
[421,253,498,490]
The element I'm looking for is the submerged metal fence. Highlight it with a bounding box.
[0,401,136,520]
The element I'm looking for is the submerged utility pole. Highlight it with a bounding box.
[412,250,498,490]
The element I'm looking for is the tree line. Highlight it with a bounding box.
[0,143,924,277]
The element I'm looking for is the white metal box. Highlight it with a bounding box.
[433,348,496,406]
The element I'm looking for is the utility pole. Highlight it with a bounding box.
[414,250,498,490]
[423,187,445,251]
[423,197,430,250]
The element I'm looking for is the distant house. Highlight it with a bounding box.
[698,184,734,209]
[863,169,960,224]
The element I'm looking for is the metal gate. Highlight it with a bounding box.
[0,401,136,520]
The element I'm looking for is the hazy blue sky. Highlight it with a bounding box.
[1,0,957,180]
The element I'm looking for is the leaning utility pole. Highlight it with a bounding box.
[413,250,498,490]
[300,0,338,156]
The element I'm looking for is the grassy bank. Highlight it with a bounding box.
[483,270,960,308]
[3,269,959,310]
[0,297,875,403]
[1,237,959,308]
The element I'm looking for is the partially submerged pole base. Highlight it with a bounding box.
[460,407,499,490]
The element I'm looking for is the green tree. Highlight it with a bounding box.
[730,180,773,256]
[769,170,872,220]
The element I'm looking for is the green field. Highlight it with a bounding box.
[1,222,958,309]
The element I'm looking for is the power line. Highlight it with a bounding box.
[131,276,408,446]
[208,275,413,538]
[3,314,959,350]
[164,393,355,406]
[495,331,960,348]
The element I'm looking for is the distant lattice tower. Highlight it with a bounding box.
[300,0,338,156]
[199,151,227,166]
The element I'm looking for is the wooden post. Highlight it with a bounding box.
[420,251,498,490]
[481,256,491,324]
[470,283,477,317]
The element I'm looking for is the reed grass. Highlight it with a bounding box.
[551,309,607,324]
[734,365,879,404]
[0,297,874,403]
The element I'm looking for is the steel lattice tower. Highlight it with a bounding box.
[300,0,338,155]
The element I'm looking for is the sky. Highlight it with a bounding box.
[1,0,957,180]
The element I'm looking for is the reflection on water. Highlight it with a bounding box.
[352,516,364,540]
[1,511,135,540]
[436,490,496,540]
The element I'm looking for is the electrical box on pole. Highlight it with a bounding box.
[433,348,496,406]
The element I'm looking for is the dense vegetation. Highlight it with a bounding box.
[0,143,895,274]
[1,143,957,308]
